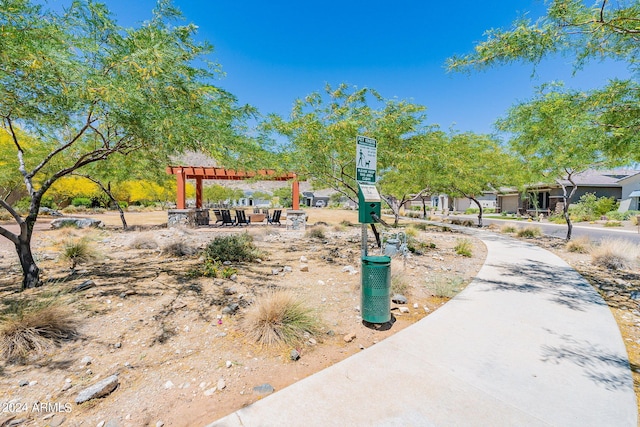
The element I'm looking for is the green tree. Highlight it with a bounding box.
[447,0,640,160]
[262,84,428,204]
[428,132,521,227]
[0,0,241,289]
[496,86,615,239]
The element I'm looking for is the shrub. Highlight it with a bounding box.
[427,276,463,298]
[194,259,237,279]
[305,226,326,240]
[464,208,479,214]
[204,233,261,263]
[591,239,640,270]
[390,271,409,295]
[71,197,92,207]
[549,215,567,224]
[0,304,78,363]
[501,225,517,234]
[517,226,541,238]
[565,235,591,253]
[454,239,473,257]
[603,220,622,227]
[242,291,321,346]
[404,227,418,238]
[129,234,159,250]
[61,238,95,269]
[162,241,195,257]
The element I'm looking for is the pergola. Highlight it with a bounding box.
[166,166,300,210]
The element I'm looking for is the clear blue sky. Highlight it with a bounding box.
[95,0,630,135]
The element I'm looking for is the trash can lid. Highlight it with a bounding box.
[362,255,391,264]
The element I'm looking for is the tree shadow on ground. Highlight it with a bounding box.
[541,328,635,392]
[476,259,605,311]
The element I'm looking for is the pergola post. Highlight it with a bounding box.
[195,177,203,208]
[176,168,186,209]
[292,176,300,210]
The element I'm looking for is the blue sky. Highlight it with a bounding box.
[97,0,629,135]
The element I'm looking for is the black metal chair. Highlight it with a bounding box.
[213,209,224,226]
[220,209,236,226]
[267,209,282,226]
[235,209,250,226]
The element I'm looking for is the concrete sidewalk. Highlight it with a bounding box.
[206,229,637,427]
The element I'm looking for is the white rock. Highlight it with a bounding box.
[226,360,232,368]
[300,256,308,262]
[203,387,217,396]
[164,380,174,389]
[217,378,226,390]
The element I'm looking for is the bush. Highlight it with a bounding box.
[390,271,409,295]
[242,291,321,346]
[129,234,159,250]
[570,192,619,221]
[203,233,261,263]
[565,236,591,253]
[162,241,195,257]
[0,304,78,363]
[71,197,92,207]
[454,239,473,257]
[603,220,622,227]
[517,226,542,238]
[427,276,463,298]
[305,226,326,240]
[501,225,517,234]
[61,238,95,268]
[591,239,640,270]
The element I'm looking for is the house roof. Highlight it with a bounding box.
[629,190,640,198]
[556,169,640,187]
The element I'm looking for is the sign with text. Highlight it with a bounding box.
[356,136,377,183]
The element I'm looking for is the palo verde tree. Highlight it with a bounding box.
[262,83,428,208]
[496,85,618,239]
[0,0,242,289]
[377,131,446,226]
[447,0,640,161]
[430,131,522,228]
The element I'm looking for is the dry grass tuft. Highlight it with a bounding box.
[566,235,591,253]
[0,305,78,363]
[129,234,159,250]
[60,238,96,269]
[242,291,321,347]
[516,226,542,238]
[591,239,640,270]
[162,241,196,257]
[500,225,517,234]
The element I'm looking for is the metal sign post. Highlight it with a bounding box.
[357,136,377,258]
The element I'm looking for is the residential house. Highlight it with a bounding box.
[618,171,640,212]
[497,169,640,215]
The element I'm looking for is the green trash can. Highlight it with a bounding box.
[361,255,391,323]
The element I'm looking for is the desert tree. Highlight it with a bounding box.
[447,0,640,161]
[0,0,244,289]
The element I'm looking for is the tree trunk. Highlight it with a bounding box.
[17,238,40,289]
[106,182,128,230]
[15,216,40,289]
[563,203,573,241]
[470,196,484,227]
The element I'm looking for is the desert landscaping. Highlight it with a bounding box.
[0,209,491,426]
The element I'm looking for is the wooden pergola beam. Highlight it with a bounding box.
[166,166,300,209]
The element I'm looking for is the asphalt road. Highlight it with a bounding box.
[470,215,640,243]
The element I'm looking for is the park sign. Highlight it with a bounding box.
[356,135,377,183]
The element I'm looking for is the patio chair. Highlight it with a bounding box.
[212,209,224,226]
[267,209,282,226]
[235,209,250,226]
[220,209,236,226]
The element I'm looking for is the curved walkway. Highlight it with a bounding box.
[206,228,637,427]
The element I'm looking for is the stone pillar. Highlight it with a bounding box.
[286,209,307,231]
